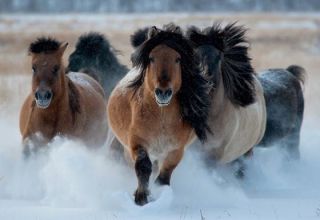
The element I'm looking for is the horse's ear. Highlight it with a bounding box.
[57,42,68,56]
[163,23,182,35]
[148,26,160,39]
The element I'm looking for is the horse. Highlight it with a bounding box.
[67,32,128,98]
[107,24,211,205]
[67,32,128,157]
[186,23,305,167]
[19,37,108,157]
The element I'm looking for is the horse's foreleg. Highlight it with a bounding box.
[155,148,184,186]
[131,145,152,206]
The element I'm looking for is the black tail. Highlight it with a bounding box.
[287,65,306,86]
[68,32,127,96]
[187,23,256,107]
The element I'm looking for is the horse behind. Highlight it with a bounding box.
[19,37,108,156]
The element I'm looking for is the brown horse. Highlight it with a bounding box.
[19,37,108,156]
[107,24,211,205]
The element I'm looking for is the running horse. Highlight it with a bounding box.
[19,37,108,156]
[187,23,305,167]
[107,24,211,205]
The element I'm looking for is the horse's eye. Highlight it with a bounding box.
[52,65,60,75]
[32,66,36,74]
[149,57,154,63]
[176,57,181,64]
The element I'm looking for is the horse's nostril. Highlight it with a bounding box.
[45,91,52,100]
[155,88,163,96]
[165,89,173,97]
[35,90,52,100]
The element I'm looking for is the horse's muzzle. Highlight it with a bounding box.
[34,89,53,109]
[155,88,173,107]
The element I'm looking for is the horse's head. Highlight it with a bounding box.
[129,25,188,107]
[146,35,182,106]
[129,24,211,141]
[186,25,223,84]
[186,23,256,107]
[28,38,68,109]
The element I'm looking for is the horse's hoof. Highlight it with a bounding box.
[155,175,170,186]
[134,189,149,206]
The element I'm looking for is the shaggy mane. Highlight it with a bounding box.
[29,37,61,54]
[130,27,149,48]
[187,23,256,106]
[128,24,211,141]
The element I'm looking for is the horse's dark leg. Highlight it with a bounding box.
[22,138,34,160]
[133,146,152,206]
[282,88,304,160]
[155,148,183,185]
[233,148,253,179]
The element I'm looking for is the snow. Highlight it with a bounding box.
[0,105,320,219]
[0,13,320,220]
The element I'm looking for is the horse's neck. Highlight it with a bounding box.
[32,74,70,137]
[210,75,232,116]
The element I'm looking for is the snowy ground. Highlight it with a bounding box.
[0,13,320,219]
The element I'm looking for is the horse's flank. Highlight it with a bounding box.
[203,75,266,163]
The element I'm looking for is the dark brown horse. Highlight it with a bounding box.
[107,24,210,205]
[19,37,108,156]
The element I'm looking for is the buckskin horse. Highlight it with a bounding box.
[107,24,211,205]
[187,23,305,165]
[19,37,108,156]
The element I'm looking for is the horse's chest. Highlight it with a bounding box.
[148,131,178,161]
[139,114,181,161]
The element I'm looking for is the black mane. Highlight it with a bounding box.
[130,27,149,48]
[29,37,61,54]
[187,23,256,106]
[128,24,211,142]
[68,32,128,96]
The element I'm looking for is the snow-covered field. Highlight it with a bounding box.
[0,13,320,219]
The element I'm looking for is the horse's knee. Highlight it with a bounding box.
[134,148,152,183]
[133,147,152,205]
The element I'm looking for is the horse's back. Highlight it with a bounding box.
[68,72,105,98]
[68,72,108,146]
[258,67,305,150]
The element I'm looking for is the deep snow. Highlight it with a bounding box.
[0,107,320,219]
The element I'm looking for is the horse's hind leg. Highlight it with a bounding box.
[232,148,253,179]
[132,146,152,206]
[281,126,301,160]
[155,148,184,185]
[282,91,303,160]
